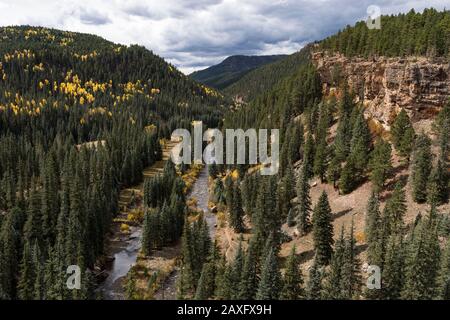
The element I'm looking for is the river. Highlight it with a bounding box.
[98,165,215,300]
[153,165,216,299]
[188,165,217,239]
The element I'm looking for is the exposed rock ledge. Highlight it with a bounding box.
[312,52,449,130]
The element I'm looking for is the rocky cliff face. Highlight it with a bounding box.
[312,52,449,130]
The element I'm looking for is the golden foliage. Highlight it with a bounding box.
[355,231,365,243]
[127,209,144,223]
[120,223,130,234]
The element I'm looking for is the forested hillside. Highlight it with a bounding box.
[190,55,286,90]
[181,9,450,301]
[319,8,450,57]
[223,45,314,102]
[1,7,450,302]
[0,26,224,299]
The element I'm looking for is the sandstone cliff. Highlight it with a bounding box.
[312,52,449,130]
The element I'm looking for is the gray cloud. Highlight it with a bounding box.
[0,0,449,73]
[78,8,111,25]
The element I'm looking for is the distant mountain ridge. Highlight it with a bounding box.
[190,54,286,90]
[223,45,314,102]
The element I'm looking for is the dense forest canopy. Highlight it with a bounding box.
[319,8,450,57]
[1,7,450,302]
[223,45,314,102]
[190,54,287,90]
[0,26,225,299]
[211,8,450,302]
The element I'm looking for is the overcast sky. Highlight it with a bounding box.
[0,0,448,73]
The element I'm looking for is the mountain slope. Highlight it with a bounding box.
[0,26,224,132]
[190,54,286,90]
[219,8,449,303]
[223,45,314,102]
[0,26,225,300]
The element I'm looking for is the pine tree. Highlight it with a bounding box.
[213,178,225,205]
[289,121,304,164]
[306,258,323,300]
[229,240,245,299]
[80,269,96,300]
[381,235,405,299]
[401,209,441,300]
[23,182,43,246]
[280,127,293,174]
[365,193,382,265]
[256,248,282,300]
[229,183,245,233]
[391,110,415,159]
[286,208,296,227]
[253,176,280,245]
[279,164,296,219]
[0,206,22,299]
[32,242,44,300]
[349,109,371,176]
[315,103,331,141]
[434,101,450,160]
[339,157,356,194]
[312,191,334,266]
[439,239,450,299]
[412,133,433,203]
[340,222,361,299]
[238,236,259,300]
[303,133,315,179]
[215,255,232,300]
[369,139,393,192]
[339,84,356,116]
[17,240,35,300]
[224,175,234,210]
[241,175,259,218]
[195,244,220,300]
[427,159,448,206]
[142,208,157,256]
[190,216,212,285]
[66,173,86,267]
[280,246,304,300]
[313,103,331,182]
[296,166,312,235]
[382,182,407,237]
[222,264,237,300]
[334,113,352,162]
[195,261,216,300]
[178,218,195,297]
[327,149,341,190]
[313,139,328,182]
[324,227,345,299]
[41,155,59,245]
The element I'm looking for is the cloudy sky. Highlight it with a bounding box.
[0,0,448,73]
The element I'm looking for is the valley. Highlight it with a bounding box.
[0,7,449,302]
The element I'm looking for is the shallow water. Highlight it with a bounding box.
[154,166,216,299]
[99,228,142,300]
[99,165,215,300]
[189,166,216,238]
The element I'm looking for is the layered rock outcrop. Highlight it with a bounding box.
[312,52,449,130]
